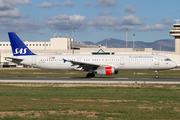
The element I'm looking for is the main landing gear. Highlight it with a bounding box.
[86,72,95,78]
[155,70,159,78]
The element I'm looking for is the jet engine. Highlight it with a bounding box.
[95,66,118,75]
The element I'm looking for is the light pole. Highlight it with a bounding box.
[133,34,135,49]
[71,27,75,41]
[71,27,75,54]
[126,28,128,48]
[158,45,161,51]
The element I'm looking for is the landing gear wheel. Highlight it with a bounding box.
[91,73,95,77]
[86,73,95,78]
[86,73,91,78]
[155,75,159,79]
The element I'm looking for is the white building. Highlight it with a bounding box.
[170,23,180,52]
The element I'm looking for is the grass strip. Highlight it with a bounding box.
[0,84,180,119]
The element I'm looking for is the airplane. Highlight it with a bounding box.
[5,32,177,78]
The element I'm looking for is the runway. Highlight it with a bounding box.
[0,76,180,84]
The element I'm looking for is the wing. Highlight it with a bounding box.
[5,57,23,64]
[63,59,100,71]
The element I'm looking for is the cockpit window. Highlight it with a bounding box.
[164,58,171,61]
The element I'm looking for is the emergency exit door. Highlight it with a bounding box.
[120,57,124,65]
[32,56,36,65]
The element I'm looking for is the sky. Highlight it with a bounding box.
[0,0,179,43]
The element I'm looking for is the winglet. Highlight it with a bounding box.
[63,58,67,63]
[8,32,36,56]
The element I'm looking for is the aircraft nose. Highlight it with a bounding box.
[172,62,178,68]
[175,62,180,68]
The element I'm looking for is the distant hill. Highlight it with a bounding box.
[83,38,175,51]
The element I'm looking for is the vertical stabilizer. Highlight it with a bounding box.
[8,32,36,56]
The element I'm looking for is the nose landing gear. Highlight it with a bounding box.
[155,70,159,78]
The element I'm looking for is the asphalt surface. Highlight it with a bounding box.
[0,76,180,84]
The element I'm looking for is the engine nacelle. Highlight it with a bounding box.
[96,66,118,75]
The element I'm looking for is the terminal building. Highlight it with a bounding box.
[0,23,180,67]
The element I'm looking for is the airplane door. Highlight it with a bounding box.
[77,57,81,62]
[32,56,36,65]
[154,56,159,65]
[120,57,124,65]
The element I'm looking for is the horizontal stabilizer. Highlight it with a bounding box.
[5,57,23,64]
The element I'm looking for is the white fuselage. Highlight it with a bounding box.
[12,54,177,71]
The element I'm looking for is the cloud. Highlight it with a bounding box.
[0,0,31,10]
[109,24,168,32]
[111,25,136,31]
[162,18,175,25]
[54,1,74,7]
[96,0,116,6]
[0,18,45,33]
[37,2,53,8]
[44,14,90,31]
[124,5,136,13]
[137,24,168,31]
[84,2,92,6]
[0,0,31,19]
[0,0,44,33]
[0,8,22,18]
[37,1,74,8]
[99,11,111,16]
[91,15,143,30]
[91,16,120,27]
[10,0,31,5]
[91,15,144,31]
[10,21,45,33]
[120,15,143,25]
